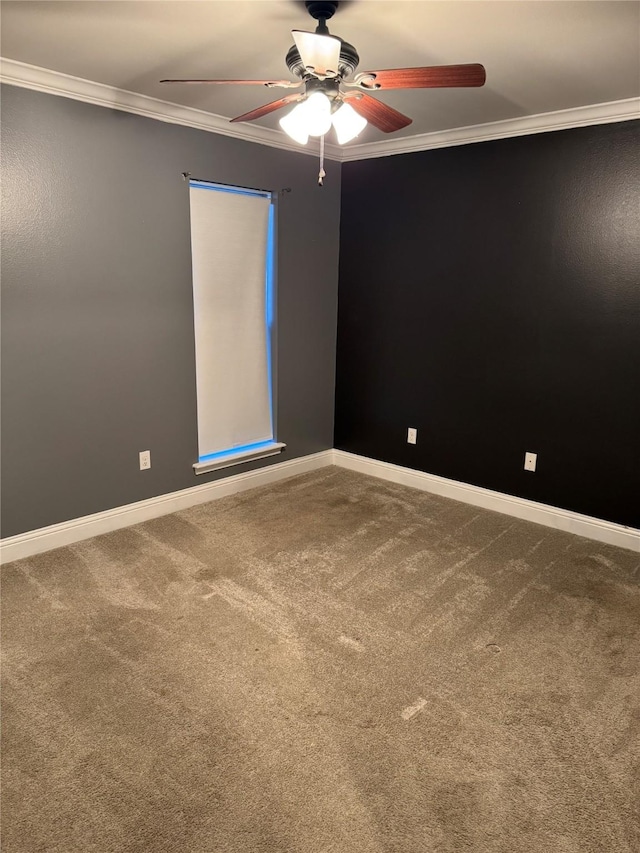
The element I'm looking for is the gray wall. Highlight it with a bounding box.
[1,85,341,537]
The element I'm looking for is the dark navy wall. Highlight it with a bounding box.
[335,121,640,528]
[1,85,341,537]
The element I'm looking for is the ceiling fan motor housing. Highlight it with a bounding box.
[285,38,359,80]
[304,76,341,104]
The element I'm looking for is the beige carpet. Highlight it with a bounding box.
[2,467,639,853]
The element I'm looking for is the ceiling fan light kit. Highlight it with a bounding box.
[296,91,333,136]
[161,0,486,180]
[279,89,368,146]
[330,102,368,145]
[278,105,310,146]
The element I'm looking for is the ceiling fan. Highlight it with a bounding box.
[161,1,486,147]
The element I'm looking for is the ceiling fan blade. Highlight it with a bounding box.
[230,94,303,124]
[354,64,487,90]
[291,30,341,77]
[343,93,412,133]
[160,78,301,88]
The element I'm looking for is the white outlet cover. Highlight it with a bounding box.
[524,451,537,472]
[139,450,151,470]
[407,427,417,445]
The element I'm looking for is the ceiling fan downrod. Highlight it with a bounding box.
[305,1,338,34]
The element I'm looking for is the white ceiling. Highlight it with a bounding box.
[1,0,639,147]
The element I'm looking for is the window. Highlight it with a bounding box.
[188,180,284,474]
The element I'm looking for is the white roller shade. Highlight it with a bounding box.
[189,182,273,459]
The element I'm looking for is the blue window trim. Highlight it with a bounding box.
[199,439,278,464]
[189,180,271,199]
[266,201,275,433]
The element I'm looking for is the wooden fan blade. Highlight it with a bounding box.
[354,64,486,90]
[230,94,302,124]
[343,93,412,133]
[160,79,301,88]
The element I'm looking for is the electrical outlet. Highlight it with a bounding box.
[524,451,537,472]
[139,450,151,471]
[407,427,417,445]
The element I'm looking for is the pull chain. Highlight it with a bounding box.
[318,134,326,187]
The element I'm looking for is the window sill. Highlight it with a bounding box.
[193,442,286,475]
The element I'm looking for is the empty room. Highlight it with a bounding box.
[1,1,639,851]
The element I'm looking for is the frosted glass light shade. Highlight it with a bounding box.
[304,92,332,137]
[331,102,368,144]
[279,104,309,145]
[291,30,341,77]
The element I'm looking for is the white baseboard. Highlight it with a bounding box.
[332,450,640,553]
[0,450,334,564]
[3,448,637,563]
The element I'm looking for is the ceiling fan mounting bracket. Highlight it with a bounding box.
[305,2,339,23]
[349,73,381,90]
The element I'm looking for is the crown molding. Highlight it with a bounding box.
[340,97,640,161]
[2,58,638,163]
[0,57,343,161]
